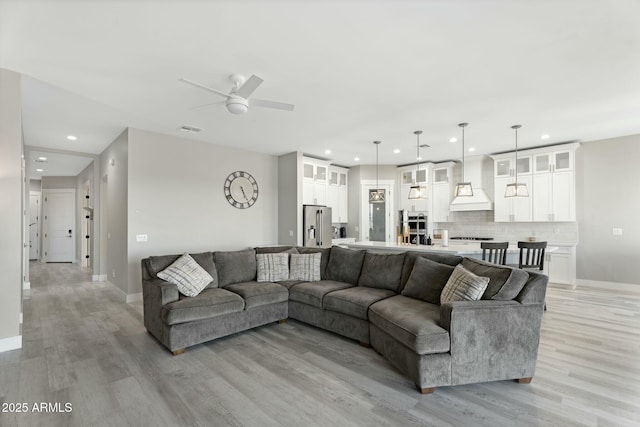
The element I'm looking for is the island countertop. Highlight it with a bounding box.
[343,241,569,256]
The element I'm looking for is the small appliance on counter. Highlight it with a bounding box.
[340,226,347,238]
[303,205,333,248]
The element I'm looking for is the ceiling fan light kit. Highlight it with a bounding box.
[179,74,294,115]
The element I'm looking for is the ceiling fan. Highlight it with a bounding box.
[178,74,294,115]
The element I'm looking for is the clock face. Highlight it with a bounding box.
[224,171,259,209]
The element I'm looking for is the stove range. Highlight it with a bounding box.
[450,237,494,241]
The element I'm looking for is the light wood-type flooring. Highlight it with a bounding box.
[1,262,639,426]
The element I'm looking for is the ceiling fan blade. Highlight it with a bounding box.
[251,98,295,111]
[189,100,226,110]
[235,75,264,99]
[178,78,229,99]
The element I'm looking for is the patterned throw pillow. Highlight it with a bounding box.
[289,253,321,281]
[256,253,290,282]
[157,253,214,297]
[440,264,490,304]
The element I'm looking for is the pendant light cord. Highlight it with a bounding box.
[461,125,465,182]
[512,124,522,186]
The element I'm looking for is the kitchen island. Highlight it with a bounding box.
[344,240,519,257]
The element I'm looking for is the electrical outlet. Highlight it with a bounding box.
[136,234,148,242]
[111,269,115,278]
[289,230,294,237]
[612,228,623,236]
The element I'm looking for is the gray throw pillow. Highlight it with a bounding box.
[256,253,290,282]
[461,258,529,300]
[214,249,257,287]
[357,252,406,291]
[148,252,218,288]
[289,253,321,281]
[441,264,490,304]
[158,253,214,297]
[324,246,365,285]
[401,257,455,305]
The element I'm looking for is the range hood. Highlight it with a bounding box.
[450,156,494,211]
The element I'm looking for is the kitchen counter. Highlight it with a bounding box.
[345,241,570,256]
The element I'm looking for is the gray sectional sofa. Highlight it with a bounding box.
[142,245,548,393]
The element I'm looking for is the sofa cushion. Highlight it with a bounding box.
[157,253,215,297]
[357,252,406,292]
[324,246,365,285]
[161,288,244,325]
[276,280,304,290]
[369,295,450,355]
[440,264,489,304]
[255,246,298,254]
[256,253,290,282]
[215,249,257,287]
[461,258,529,300]
[289,253,321,282]
[289,280,354,308]
[323,286,396,320]
[148,252,217,288]
[224,281,289,309]
[401,257,455,305]
[296,247,331,279]
[400,252,463,290]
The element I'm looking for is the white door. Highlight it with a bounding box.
[43,189,76,262]
[29,193,41,260]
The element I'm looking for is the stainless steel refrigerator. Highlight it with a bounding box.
[303,205,333,248]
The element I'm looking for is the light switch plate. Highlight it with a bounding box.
[612,228,623,236]
[136,234,148,242]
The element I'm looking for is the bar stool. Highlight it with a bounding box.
[481,242,509,265]
[517,241,547,271]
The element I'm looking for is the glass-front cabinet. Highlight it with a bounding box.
[494,156,531,178]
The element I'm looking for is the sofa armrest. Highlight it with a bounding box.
[142,278,179,339]
[440,299,545,385]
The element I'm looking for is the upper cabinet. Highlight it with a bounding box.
[491,143,579,222]
[302,157,329,206]
[327,166,349,223]
[397,164,430,213]
[431,162,455,223]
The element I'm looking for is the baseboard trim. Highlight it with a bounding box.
[126,292,143,304]
[93,274,107,282]
[575,279,639,291]
[0,335,22,353]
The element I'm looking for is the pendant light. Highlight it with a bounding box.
[454,122,473,197]
[369,140,385,203]
[504,124,529,197]
[408,130,427,199]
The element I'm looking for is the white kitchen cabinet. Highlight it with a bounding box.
[431,162,455,222]
[327,166,349,222]
[494,175,533,222]
[397,164,430,213]
[532,146,577,222]
[303,157,329,206]
[544,245,576,286]
[494,155,532,178]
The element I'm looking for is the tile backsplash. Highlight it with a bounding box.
[434,211,578,244]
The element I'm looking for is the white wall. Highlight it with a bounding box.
[0,68,23,350]
[576,135,640,285]
[41,176,77,189]
[100,130,129,293]
[126,128,279,295]
[278,151,302,245]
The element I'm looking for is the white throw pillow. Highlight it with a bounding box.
[289,253,321,281]
[440,264,490,304]
[256,253,290,282]
[158,253,214,297]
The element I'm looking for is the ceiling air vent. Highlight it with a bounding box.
[179,125,203,134]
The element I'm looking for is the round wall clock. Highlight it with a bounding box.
[223,171,259,209]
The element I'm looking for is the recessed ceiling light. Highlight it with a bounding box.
[449,137,457,143]
[324,149,332,155]
[468,147,476,152]
[541,134,550,140]
[354,157,360,162]
[36,168,44,172]
[393,149,400,154]
[66,135,77,141]
[416,156,422,161]
[37,156,47,161]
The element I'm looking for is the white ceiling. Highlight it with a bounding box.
[27,149,94,180]
[2,0,639,170]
